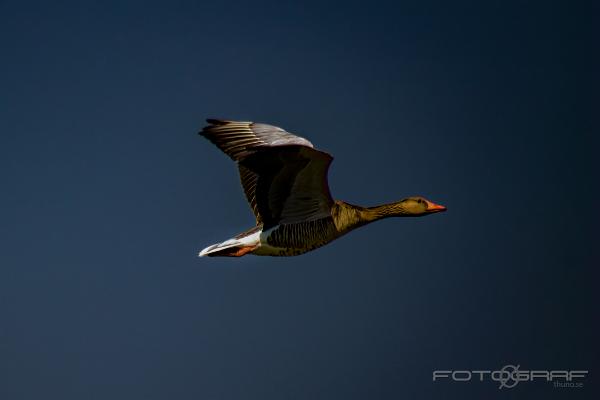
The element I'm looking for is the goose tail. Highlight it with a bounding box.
[198,228,261,257]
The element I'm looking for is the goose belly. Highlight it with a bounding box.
[253,219,339,257]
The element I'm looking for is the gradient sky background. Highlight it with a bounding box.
[0,1,597,399]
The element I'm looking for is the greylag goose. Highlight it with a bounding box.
[198,119,446,257]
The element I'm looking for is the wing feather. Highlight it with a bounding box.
[200,119,334,228]
[200,119,314,161]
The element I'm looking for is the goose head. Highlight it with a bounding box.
[399,196,447,216]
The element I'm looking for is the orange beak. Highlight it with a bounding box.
[425,200,447,213]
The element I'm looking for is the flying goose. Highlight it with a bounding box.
[198,119,446,257]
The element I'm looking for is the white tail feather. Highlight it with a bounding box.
[198,230,261,257]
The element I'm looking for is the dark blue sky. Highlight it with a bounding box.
[0,1,596,399]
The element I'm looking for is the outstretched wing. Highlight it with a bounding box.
[200,119,315,161]
[200,119,334,228]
